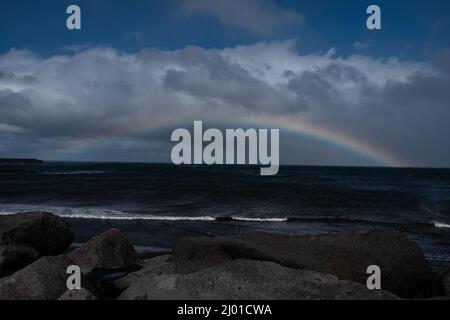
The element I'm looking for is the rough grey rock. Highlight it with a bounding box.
[0,255,74,300]
[438,266,450,296]
[0,212,73,255]
[426,296,450,300]
[115,255,175,290]
[59,288,98,300]
[169,229,432,298]
[0,245,40,278]
[119,259,399,300]
[67,228,139,274]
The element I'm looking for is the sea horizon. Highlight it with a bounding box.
[4,158,450,170]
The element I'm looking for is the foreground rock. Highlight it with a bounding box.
[59,288,98,300]
[119,259,398,300]
[115,255,175,290]
[0,212,73,255]
[169,229,432,298]
[0,256,73,300]
[67,228,140,274]
[437,266,450,296]
[0,245,40,277]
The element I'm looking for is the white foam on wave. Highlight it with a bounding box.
[58,213,216,221]
[0,204,286,222]
[0,211,16,216]
[231,216,288,222]
[1,204,448,227]
[0,205,215,221]
[433,221,450,229]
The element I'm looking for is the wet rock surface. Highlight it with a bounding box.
[0,212,73,255]
[119,259,399,300]
[0,255,74,300]
[67,228,140,274]
[169,229,432,298]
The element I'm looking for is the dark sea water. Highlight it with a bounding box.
[1,162,449,269]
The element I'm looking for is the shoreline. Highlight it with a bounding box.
[1,203,450,271]
[63,215,450,271]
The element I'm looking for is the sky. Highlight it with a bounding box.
[0,0,450,167]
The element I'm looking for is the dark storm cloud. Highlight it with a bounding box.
[0,42,449,166]
[162,57,301,113]
[280,51,450,166]
[286,62,370,111]
[363,54,450,166]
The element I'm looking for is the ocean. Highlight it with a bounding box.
[1,162,449,269]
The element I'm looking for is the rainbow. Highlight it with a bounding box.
[242,115,409,167]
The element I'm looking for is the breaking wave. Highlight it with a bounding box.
[0,204,449,229]
[433,221,450,229]
[0,204,287,222]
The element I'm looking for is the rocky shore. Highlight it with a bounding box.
[0,211,449,300]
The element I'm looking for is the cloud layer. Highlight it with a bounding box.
[0,42,449,166]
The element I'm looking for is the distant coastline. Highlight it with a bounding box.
[0,158,44,173]
[0,158,44,164]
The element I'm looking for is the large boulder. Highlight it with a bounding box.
[0,212,73,255]
[0,245,40,278]
[119,259,398,300]
[0,256,73,300]
[437,266,450,296]
[169,229,432,298]
[115,255,175,290]
[67,228,140,274]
